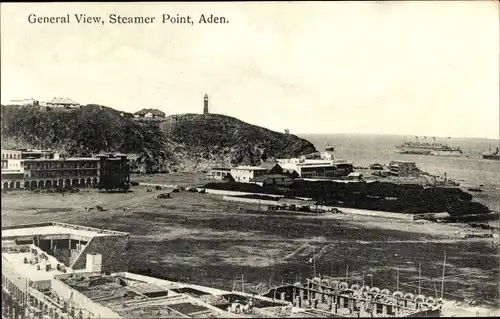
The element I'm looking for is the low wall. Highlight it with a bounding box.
[1,222,54,231]
[50,278,122,318]
[2,255,29,292]
[206,189,283,197]
[118,272,230,296]
[319,206,415,221]
[222,195,414,220]
[222,196,279,206]
[139,182,177,188]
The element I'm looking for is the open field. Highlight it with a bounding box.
[131,172,214,187]
[2,186,499,312]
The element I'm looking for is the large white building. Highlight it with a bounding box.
[277,158,353,179]
[275,147,354,179]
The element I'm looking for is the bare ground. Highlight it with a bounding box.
[1,184,499,311]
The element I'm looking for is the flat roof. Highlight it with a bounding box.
[2,250,65,282]
[2,222,129,239]
[22,157,99,162]
[2,225,105,239]
[1,149,53,153]
[59,272,231,318]
[233,166,268,170]
[211,167,231,171]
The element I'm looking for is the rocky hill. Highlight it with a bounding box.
[0,104,316,173]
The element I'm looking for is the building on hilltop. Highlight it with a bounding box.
[120,111,134,118]
[46,97,80,108]
[133,108,166,119]
[204,93,209,114]
[9,98,39,107]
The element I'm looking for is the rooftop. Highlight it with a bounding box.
[2,149,54,153]
[57,272,286,318]
[259,162,280,169]
[46,97,80,105]
[2,245,66,282]
[20,157,99,162]
[2,222,129,240]
[232,166,268,171]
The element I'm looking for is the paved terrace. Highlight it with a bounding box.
[1,222,129,240]
[2,246,66,282]
[55,272,300,318]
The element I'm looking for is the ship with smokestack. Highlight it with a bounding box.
[482,146,500,160]
[395,136,463,157]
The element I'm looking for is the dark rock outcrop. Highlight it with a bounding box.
[1,104,316,173]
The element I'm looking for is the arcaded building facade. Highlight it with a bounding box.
[1,150,129,190]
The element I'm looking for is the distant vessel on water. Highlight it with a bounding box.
[482,146,500,160]
[396,136,462,156]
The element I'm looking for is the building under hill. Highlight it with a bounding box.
[1,150,130,191]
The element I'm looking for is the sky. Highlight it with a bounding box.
[1,1,499,139]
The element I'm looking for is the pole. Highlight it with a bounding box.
[345,265,349,284]
[242,274,244,293]
[362,272,365,287]
[418,263,421,295]
[440,252,446,300]
[313,247,316,278]
[396,269,399,291]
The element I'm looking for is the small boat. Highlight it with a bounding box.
[482,146,500,160]
[467,187,483,192]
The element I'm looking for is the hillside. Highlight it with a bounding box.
[0,104,317,173]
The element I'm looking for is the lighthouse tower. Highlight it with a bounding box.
[203,94,209,115]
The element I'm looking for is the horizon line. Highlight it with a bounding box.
[294,132,500,141]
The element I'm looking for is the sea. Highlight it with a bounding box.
[299,134,500,211]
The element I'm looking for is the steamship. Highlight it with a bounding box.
[482,146,500,160]
[396,137,462,157]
